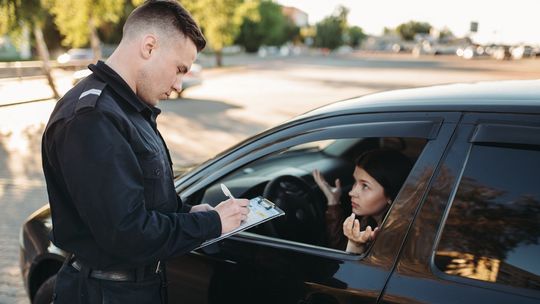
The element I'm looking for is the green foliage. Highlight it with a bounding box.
[438,27,454,41]
[333,5,349,28]
[47,0,124,47]
[314,5,350,50]
[383,27,394,35]
[183,0,258,52]
[0,0,50,53]
[396,20,431,41]
[0,0,47,29]
[236,0,291,53]
[314,16,343,50]
[99,2,138,44]
[347,26,365,48]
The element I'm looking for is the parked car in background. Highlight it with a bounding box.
[456,45,489,59]
[56,48,93,64]
[57,45,117,66]
[20,80,540,304]
[492,45,512,60]
[511,45,538,60]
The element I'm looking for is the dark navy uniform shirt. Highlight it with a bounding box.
[42,61,221,270]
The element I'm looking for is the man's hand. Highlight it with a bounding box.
[342,213,380,245]
[214,198,250,234]
[190,204,214,213]
[312,169,342,206]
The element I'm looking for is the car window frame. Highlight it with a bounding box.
[430,113,540,299]
[178,111,459,260]
[178,113,452,195]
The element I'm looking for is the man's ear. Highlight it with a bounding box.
[140,34,157,59]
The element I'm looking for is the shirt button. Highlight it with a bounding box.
[154,169,161,176]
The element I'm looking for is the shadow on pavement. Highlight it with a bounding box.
[157,97,268,166]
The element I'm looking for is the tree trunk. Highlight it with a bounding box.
[33,24,60,99]
[215,49,223,67]
[89,17,102,62]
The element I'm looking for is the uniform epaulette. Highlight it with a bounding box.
[75,79,108,113]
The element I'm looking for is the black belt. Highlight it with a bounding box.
[70,259,161,282]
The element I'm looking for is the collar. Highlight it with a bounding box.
[88,61,160,117]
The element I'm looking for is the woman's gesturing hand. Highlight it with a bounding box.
[312,169,342,206]
[342,213,380,245]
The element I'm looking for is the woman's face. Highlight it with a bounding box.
[348,166,390,216]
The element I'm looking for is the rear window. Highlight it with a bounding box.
[435,144,540,290]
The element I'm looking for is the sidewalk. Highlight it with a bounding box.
[0,69,74,107]
[0,99,53,303]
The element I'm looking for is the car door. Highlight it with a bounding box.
[381,112,540,303]
[167,112,459,304]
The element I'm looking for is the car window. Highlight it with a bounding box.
[204,136,426,253]
[434,144,540,290]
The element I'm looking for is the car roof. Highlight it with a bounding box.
[299,79,540,120]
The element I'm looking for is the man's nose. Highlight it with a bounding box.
[172,76,183,92]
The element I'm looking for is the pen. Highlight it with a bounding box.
[221,184,248,224]
[221,183,235,200]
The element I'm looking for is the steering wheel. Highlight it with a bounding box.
[263,175,325,245]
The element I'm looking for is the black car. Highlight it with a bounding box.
[20,80,540,304]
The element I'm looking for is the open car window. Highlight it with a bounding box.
[198,136,427,253]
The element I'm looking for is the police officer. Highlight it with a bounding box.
[41,1,250,303]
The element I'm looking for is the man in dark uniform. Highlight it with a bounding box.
[41,1,250,303]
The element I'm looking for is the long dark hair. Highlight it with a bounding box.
[355,149,413,201]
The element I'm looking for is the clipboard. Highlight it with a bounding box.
[196,196,285,249]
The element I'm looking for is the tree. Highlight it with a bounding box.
[396,20,431,41]
[314,5,349,50]
[347,26,365,48]
[47,0,125,61]
[333,5,349,28]
[236,0,288,53]
[0,0,60,98]
[383,27,395,35]
[184,0,259,67]
[314,16,343,50]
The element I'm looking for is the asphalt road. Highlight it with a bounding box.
[1,52,540,303]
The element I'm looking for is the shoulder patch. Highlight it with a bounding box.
[75,79,107,113]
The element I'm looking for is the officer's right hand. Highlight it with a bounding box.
[214,198,250,234]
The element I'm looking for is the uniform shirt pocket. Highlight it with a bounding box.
[139,154,167,210]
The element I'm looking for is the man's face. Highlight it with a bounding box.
[136,32,197,106]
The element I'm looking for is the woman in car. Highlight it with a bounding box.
[313,149,412,253]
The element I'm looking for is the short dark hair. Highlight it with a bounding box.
[124,0,206,51]
[355,149,413,201]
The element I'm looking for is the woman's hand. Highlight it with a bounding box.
[343,213,380,245]
[312,169,342,206]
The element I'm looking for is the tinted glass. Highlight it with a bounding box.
[435,144,540,290]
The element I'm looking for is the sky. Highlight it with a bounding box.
[276,0,540,45]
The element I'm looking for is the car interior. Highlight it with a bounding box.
[187,136,427,252]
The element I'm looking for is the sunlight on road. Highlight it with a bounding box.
[0,101,55,188]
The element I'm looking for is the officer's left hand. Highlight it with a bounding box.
[190,204,214,213]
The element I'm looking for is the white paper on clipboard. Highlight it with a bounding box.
[196,196,285,249]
